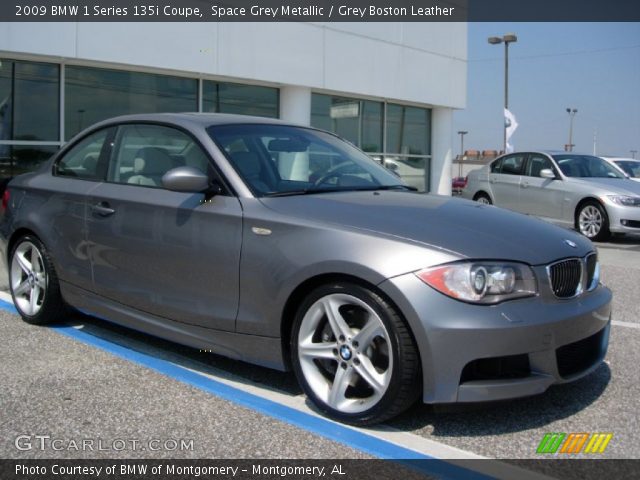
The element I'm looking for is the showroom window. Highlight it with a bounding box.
[65,66,198,140]
[0,58,60,180]
[311,94,431,191]
[203,81,279,118]
[311,94,383,153]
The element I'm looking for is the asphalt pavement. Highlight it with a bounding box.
[0,232,638,478]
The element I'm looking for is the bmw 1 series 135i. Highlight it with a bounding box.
[0,114,612,425]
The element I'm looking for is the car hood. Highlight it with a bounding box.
[568,177,640,195]
[260,191,593,265]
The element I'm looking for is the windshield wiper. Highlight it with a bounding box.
[263,184,417,197]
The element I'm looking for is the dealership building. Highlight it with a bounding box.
[0,22,466,193]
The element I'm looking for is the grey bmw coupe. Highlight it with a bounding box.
[0,114,612,425]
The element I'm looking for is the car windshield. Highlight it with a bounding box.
[614,160,640,178]
[552,154,625,179]
[207,124,407,196]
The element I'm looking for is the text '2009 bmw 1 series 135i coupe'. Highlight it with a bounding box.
[0,114,612,425]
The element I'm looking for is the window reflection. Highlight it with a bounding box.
[0,59,59,141]
[311,94,383,152]
[202,81,279,118]
[65,66,197,139]
[386,104,431,156]
[0,145,58,180]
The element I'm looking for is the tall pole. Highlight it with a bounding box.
[566,108,577,152]
[489,34,517,153]
[504,41,509,152]
[631,150,638,159]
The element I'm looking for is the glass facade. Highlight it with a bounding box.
[311,93,431,191]
[0,59,60,142]
[65,66,198,139]
[0,58,432,191]
[203,81,278,118]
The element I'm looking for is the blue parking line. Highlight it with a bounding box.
[0,298,493,480]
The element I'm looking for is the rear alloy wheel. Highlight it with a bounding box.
[577,201,610,241]
[291,283,420,425]
[474,193,492,205]
[9,235,66,325]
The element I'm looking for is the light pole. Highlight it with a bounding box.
[488,33,517,152]
[631,150,637,159]
[457,130,467,177]
[566,108,577,151]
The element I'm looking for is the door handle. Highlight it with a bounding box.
[521,182,529,189]
[91,201,115,217]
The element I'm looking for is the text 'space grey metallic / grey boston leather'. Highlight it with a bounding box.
[0,114,611,425]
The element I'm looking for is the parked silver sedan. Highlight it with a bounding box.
[463,151,640,241]
[1,117,612,425]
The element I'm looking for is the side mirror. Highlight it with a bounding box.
[162,167,210,193]
[540,168,556,179]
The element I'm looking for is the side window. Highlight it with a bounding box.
[490,158,503,173]
[108,124,210,188]
[526,155,554,177]
[499,154,525,175]
[55,129,110,180]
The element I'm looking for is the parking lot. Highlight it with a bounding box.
[1,233,638,478]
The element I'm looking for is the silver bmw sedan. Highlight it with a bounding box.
[0,115,612,425]
[462,150,640,241]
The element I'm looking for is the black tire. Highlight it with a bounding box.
[290,282,421,426]
[9,235,66,325]
[576,201,611,242]
[474,192,492,205]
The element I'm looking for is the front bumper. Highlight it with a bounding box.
[603,201,640,233]
[379,271,612,404]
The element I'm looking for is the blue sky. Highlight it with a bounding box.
[452,22,640,157]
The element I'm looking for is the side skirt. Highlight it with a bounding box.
[60,281,287,371]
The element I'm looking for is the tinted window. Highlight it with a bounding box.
[490,158,503,173]
[203,81,279,118]
[0,59,59,141]
[553,154,625,178]
[386,104,431,156]
[55,129,110,180]
[311,94,384,153]
[65,66,197,140]
[615,160,640,178]
[526,154,555,177]
[109,124,208,188]
[499,154,525,175]
[208,124,403,196]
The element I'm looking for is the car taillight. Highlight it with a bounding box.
[2,189,10,211]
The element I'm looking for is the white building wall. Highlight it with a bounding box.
[0,21,467,193]
[0,22,466,108]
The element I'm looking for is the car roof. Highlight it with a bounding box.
[98,112,294,127]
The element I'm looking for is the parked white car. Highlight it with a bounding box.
[601,157,640,182]
[462,151,640,241]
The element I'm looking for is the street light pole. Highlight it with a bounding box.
[631,150,638,159]
[488,33,517,153]
[566,108,577,152]
[457,130,467,177]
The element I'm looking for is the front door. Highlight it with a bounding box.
[85,123,242,331]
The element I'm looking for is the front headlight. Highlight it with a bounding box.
[416,261,537,305]
[607,195,640,207]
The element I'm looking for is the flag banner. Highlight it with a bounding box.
[505,108,519,153]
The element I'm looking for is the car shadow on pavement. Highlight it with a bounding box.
[59,310,611,435]
[386,362,612,436]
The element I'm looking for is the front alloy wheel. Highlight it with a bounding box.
[10,235,66,324]
[577,202,610,241]
[291,283,420,425]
